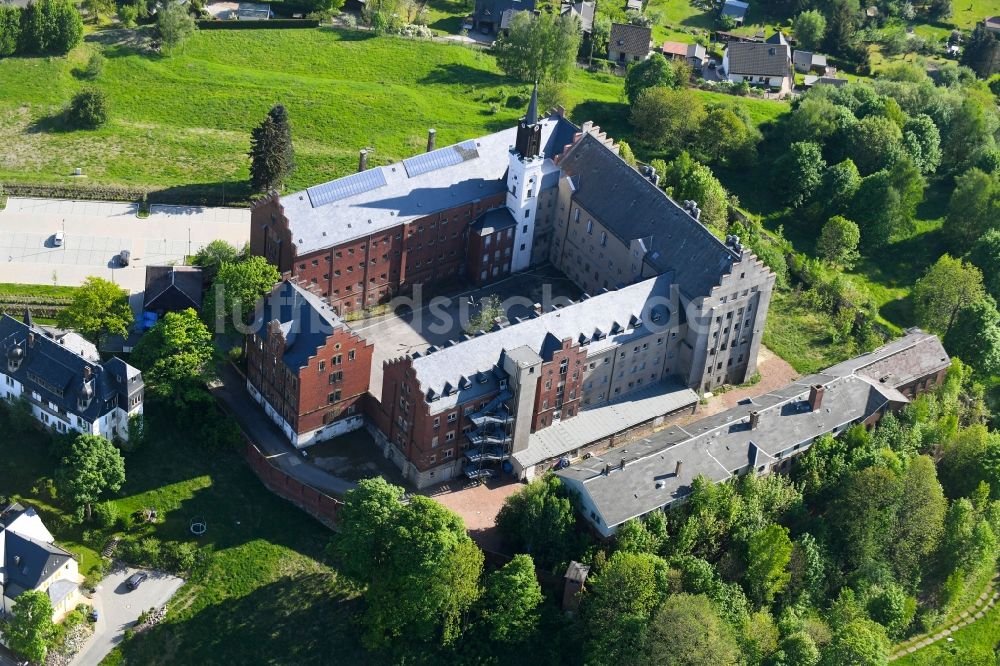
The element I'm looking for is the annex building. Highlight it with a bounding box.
[0,312,143,442]
[250,90,776,488]
[556,330,951,537]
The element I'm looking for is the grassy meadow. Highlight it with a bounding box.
[0,28,623,198]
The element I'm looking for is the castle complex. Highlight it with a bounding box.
[250,89,776,488]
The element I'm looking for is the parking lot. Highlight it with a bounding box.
[350,266,582,401]
[0,197,250,293]
[70,566,184,666]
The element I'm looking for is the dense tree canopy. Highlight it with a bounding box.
[204,256,281,329]
[624,54,678,105]
[911,255,985,336]
[478,554,543,643]
[57,276,133,343]
[944,168,1000,255]
[3,590,55,663]
[630,87,705,152]
[644,593,740,666]
[661,151,728,229]
[156,0,195,49]
[131,308,216,412]
[817,215,861,268]
[496,475,580,569]
[792,10,826,51]
[493,12,581,84]
[56,434,126,520]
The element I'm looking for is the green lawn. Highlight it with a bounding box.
[0,28,618,200]
[894,601,1000,666]
[0,283,79,299]
[0,404,367,666]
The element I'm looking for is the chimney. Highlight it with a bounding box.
[27,332,35,348]
[358,149,368,173]
[749,411,760,430]
[83,366,92,379]
[427,128,436,152]
[619,457,626,471]
[674,460,683,476]
[532,302,542,316]
[603,464,610,476]
[809,384,825,411]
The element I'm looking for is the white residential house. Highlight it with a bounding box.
[0,312,143,442]
[722,32,793,95]
[0,503,83,623]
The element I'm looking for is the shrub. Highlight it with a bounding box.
[118,2,137,26]
[92,501,118,528]
[162,541,198,571]
[84,52,104,78]
[67,87,109,129]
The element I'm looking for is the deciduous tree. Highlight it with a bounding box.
[960,23,1000,79]
[745,524,793,606]
[848,115,904,176]
[57,276,133,343]
[67,87,109,129]
[55,434,126,520]
[630,87,705,152]
[943,297,1000,376]
[156,0,195,50]
[204,256,281,329]
[777,141,825,208]
[817,215,861,268]
[944,167,1000,255]
[661,151,729,229]
[624,54,676,105]
[249,104,295,192]
[495,475,579,569]
[912,254,985,336]
[0,5,21,56]
[3,590,55,664]
[131,308,216,411]
[968,230,1000,303]
[644,593,740,666]
[478,554,543,642]
[792,10,826,51]
[493,12,581,84]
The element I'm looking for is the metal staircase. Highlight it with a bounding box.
[463,390,513,480]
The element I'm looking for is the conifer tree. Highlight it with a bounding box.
[249,104,295,192]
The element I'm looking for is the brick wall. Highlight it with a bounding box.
[242,439,343,530]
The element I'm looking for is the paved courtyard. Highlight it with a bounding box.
[350,266,582,401]
[0,197,250,293]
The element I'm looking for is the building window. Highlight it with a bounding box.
[433,417,440,429]
[447,412,457,423]
[318,361,326,372]
[446,431,455,442]
[328,390,341,403]
[332,355,342,365]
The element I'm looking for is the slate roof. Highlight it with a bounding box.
[556,330,949,531]
[250,280,353,371]
[725,40,791,77]
[473,0,535,24]
[470,207,517,237]
[560,0,594,32]
[143,265,204,313]
[609,23,651,57]
[409,273,676,412]
[721,0,748,19]
[557,133,740,299]
[0,314,143,423]
[279,115,579,255]
[793,50,827,69]
[1,504,74,602]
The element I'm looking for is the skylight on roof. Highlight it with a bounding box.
[306,168,388,208]
[402,140,480,178]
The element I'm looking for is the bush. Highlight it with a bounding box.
[67,87,109,129]
[120,536,163,567]
[92,501,119,528]
[84,52,104,78]
[162,541,198,571]
[194,17,319,28]
[118,2,138,26]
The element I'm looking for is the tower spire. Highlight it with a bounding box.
[526,81,538,125]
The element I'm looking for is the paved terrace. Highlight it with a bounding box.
[0,197,250,292]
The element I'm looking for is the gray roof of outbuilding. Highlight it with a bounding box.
[409,273,676,412]
[725,41,791,76]
[143,265,204,312]
[249,280,352,371]
[279,116,578,256]
[558,133,739,299]
[0,315,142,422]
[610,23,651,56]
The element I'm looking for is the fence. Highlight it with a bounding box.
[241,439,344,530]
[0,182,250,207]
[196,19,320,29]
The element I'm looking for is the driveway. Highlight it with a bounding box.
[70,566,184,666]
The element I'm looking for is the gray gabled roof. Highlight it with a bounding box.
[278,115,579,255]
[2,528,73,599]
[0,314,143,422]
[409,273,676,412]
[249,280,353,371]
[557,133,739,299]
[556,330,949,531]
[725,41,791,77]
[560,0,594,31]
[609,23,651,56]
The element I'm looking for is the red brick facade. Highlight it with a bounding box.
[246,318,373,437]
[251,194,507,316]
[466,224,516,286]
[532,339,587,430]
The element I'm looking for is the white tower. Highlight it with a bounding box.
[506,84,544,273]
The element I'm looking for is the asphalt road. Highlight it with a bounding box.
[70,566,184,666]
[0,197,249,293]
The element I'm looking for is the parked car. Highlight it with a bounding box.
[119,249,131,266]
[88,607,99,622]
[54,230,64,246]
[126,572,148,590]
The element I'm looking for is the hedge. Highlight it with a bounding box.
[0,182,252,207]
[195,18,319,29]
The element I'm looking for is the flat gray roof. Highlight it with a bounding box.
[515,381,698,469]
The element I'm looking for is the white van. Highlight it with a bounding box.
[54,230,64,247]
